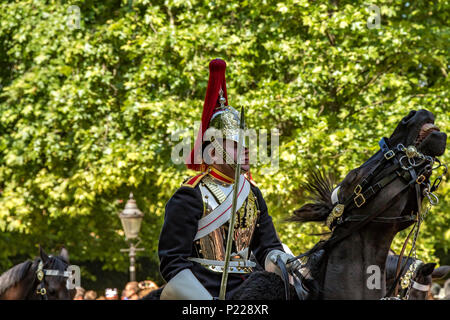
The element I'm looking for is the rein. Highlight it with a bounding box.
[391,259,429,300]
[281,137,446,300]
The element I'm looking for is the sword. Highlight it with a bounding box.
[219,106,245,300]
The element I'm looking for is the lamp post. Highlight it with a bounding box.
[119,192,145,282]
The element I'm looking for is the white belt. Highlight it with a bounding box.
[188,257,256,268]
[194,176,250,240]
[188,257,256,274]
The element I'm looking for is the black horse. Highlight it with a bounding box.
[232,109,447,300]
[0,246,75,300]
[386,254,450,300]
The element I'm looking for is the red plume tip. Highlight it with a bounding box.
[209,58,227,71]
[186,59,229,171]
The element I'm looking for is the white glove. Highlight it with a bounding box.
[265,250,301,280]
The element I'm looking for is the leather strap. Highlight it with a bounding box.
[323,182,411,252]
[412,281,430,292]
[276,255,290,300]
[388,224,417,297]
[292,269,310,300]
[344,214,417,223]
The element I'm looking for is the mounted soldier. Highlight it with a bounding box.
[158,58,298,300]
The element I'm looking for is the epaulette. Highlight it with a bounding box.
[181,172,208,188]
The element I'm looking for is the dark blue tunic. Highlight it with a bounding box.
[158,182,284,299]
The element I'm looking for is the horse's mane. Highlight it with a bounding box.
[286,166,382,298]
[288,170,335,223]
[282,170,338,298]
[0,260,34,295]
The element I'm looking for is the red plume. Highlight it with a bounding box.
[186,59,228,171]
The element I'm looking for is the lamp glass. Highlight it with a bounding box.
[120,216,143,240]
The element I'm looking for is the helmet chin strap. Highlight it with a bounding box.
[210,137,246,175]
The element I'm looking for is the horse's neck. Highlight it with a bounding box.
[322,227,395,299]
[19,264,39,300]
[0,263,38,300]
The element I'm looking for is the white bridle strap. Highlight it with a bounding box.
[331,186,340,205]
[44,269,71,277]
[412,281,430,292]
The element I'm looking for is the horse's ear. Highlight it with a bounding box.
[419,263,436,277]
[432,265,450,279]
[59,246,70,264]
[39,245,49,263]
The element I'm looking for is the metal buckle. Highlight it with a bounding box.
[36,260,44,281]
[384,150,395,160]
[354,184,362,194]
[37,287,47,295]
[326,204,345,230]
[332,204,345,217]
[354,193,366,208]
[416,175,426,185]
[405,145,418,159]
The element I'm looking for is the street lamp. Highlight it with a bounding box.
[119,192,145,282]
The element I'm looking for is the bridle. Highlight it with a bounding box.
[35,257,71,300]
[280,136,446,300]
[395,259,431,300]
[324,138,437,231]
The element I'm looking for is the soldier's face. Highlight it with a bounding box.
[223,139,250,172]
[207,139,250,175]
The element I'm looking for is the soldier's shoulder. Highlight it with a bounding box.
[245,173,258,188]
[165,173,205,213]
[180,171,209,188]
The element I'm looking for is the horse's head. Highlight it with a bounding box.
[334,109,447,233]
[406,262,436,300]
[385,255,439,300]
[35,246,74,300]
[290,109,447,299]
[389,109,446,157]
[292,109,447,239]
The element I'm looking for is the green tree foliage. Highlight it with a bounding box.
[0,0,448,280]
